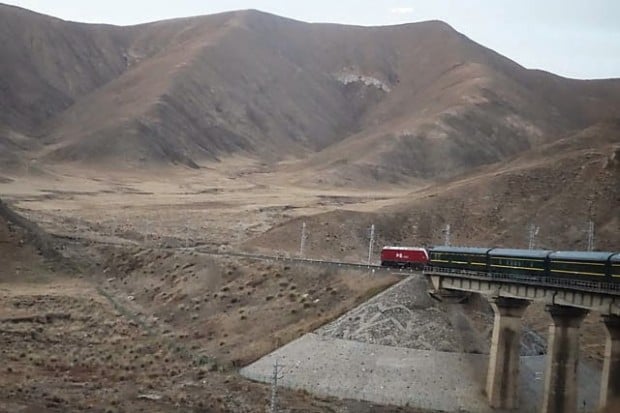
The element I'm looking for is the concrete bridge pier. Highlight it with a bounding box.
[541,305,588,413]
[599,315,620,411]
[485,297,530,409]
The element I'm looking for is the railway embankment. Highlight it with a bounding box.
[241,274,601,412]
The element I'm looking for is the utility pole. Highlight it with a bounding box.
[144,219,149,244]
[185,219,190,249]
[367,224,375,265]
[443,224,451,246]
[82,218,93,246]
[586,220,595,251]
[155,215,161,248]
[299,222,307,257]
[111,217,117,239]
[528,224,539,250]
[270,359,283,413]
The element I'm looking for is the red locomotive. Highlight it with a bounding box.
[380,246,429,269]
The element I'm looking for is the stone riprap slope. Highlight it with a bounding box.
[241,333,600,412]
[242,276,600,412]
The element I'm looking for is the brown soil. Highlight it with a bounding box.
[1,127,617,411]
[1,5,619,412]
[0,198,418,412]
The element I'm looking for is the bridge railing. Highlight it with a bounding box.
[423,265,620,295]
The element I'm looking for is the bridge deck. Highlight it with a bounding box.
[425,267,620,315]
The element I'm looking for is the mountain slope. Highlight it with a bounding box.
[2,6,620,178]
[0,5,130,135]
[247,120,620,256]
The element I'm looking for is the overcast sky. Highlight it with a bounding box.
[5,0,620,79]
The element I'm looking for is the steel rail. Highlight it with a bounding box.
[52,233,620,293]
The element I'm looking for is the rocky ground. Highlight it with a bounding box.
[317,275,545,355]
[243,275,602,412]
[0,146,615,412]
[1,196,422,412]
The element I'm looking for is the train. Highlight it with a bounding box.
[380,245,620,282]
[380,246,429,269]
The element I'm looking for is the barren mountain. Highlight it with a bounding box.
[4,6,620,412]
[2,5,620,179]
[247,119,620,255]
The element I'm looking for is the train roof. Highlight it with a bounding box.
[429,246,491,254]
[549,251,617,261]
[421,246,620,261]
[489,248,552,258]
[382,246,427,251]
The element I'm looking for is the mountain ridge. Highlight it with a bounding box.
[2,5,620,180]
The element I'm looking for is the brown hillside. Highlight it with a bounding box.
[246,120,620,257]
[0,5,128,134]
[2,6,620,178]
[0,198,67,281]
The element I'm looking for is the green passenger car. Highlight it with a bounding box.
[428,246,491,271]
[428,246,620,283]
[488,248,551,277]
[612,253,620,278]
[548,251,617,279]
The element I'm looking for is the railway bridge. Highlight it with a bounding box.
[425,267,620,413]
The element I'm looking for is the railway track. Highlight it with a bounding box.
[53,233,418,275]
[191,247,418,275]
[56,234,619,293]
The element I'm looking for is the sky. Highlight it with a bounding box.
[5,0,620,80]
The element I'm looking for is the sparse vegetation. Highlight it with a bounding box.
[1,3,618,411]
